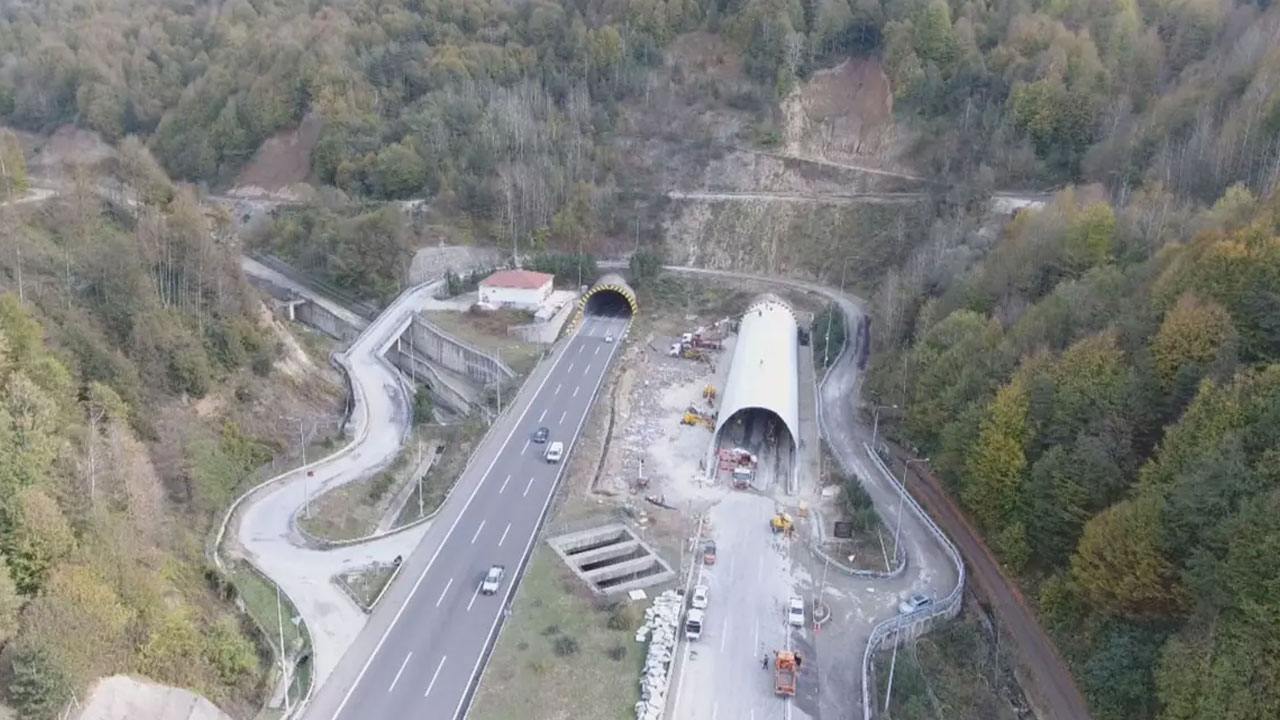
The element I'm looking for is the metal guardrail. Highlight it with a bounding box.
[860,443,966,720]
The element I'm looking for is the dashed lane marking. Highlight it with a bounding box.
[423,656,446,697]
[499,475,510,494]
[498,522,511,547]
[523,477,535,496]
[387,652,412,693]
[435,578,452,608]
[470,520,485,544]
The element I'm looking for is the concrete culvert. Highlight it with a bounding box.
[582,273,637,318]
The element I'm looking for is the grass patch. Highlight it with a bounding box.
[230,567,306,657]
[394,416,486,527]
[467,545,645,720]
[819,441,888,571]
[873,605,1024,720]
[420,309,543,375]
[298,426,446,542]
[337,563,397,609]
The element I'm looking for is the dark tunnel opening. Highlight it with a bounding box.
[583,289,634,318]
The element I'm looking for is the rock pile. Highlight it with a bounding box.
[634,589,684,720]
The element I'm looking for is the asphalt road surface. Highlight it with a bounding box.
[320,312,629,720]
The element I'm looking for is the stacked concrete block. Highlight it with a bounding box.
[634,590,684,720]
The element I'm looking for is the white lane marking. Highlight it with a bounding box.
[712,702,719,720]
[756,557,763,584]
[387,652,412,693]
[523,476,534,496]
[328,323,586,720]
[499,522,511,546]
[471,520,486,544]
[578,344,584,353]
[754,618,759,650]
[435,578,453,607]
[573,385,579,397]
[720,618,728,652]
[567,362,574,372]
[423,656,447,697]
[522,440,530,454]
[451,322,629,720]
[499,475,510,494]
[559,410,567,424]
[466,582,482,611]
[594,345,600,356]
[585,363,592,374]
[539,408,547,422]
[555,383,562,395]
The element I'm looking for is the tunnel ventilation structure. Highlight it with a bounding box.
[711,294,800,479]
[580,273,638,318]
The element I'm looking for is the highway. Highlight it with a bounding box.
[310,310,629,720]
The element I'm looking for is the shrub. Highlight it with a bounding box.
[553,635,579,656]
[606,643,627,661]
[607,602,642,631]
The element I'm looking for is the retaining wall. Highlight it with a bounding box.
[404,314,515,385]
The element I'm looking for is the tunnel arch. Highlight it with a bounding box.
[711,294,800,455]
[580,273,638,317]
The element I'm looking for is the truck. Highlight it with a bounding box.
[685,608,704,640]
[773,651,798,696]
[480,565,505,595]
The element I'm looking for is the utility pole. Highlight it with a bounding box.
[892,457,930,563]
[883,624,900,714]
[495,348,504,415]
[416,441,425,518]
[824,255,858,367]
[276,584,291,712]
[871,403,897,452]
[299,419,312,520]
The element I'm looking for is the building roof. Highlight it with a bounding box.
[480,269,554,290]
[713,295,799,449]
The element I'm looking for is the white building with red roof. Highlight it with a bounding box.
[478,269,555,310]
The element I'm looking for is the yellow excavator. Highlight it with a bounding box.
[770,513,794,534]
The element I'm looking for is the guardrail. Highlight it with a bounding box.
[860,443,966,720]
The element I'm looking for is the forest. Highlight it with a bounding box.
[0,134,313,719]
[866,180,1280,720]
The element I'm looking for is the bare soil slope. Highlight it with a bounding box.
[229,113,324,199]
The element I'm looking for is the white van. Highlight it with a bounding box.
[545,441,564,463]
[685,608,704,640]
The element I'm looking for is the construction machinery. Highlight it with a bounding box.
[773,651,798,696]
[770,513,794,534]
[717,447,757,488]
[681,331,724,350]
[702,384,717,404]
[668,342,712,361]
[681,406,716,428]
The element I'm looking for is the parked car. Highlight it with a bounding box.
[481,565,505,595]
[532,427,549,444]
[702,540,717,565]
[691,585,709,610]
[898,592,931,615]
[685,608,704,640]
[787,596,805,627]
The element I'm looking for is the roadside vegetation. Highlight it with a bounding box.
[0,145,349,718]
[866,184,1280,720]
[467,545,645,720]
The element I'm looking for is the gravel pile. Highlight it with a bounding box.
[634,589,684,720]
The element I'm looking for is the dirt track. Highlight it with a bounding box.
[886,445,1094,720]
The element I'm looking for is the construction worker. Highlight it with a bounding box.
[762,655,769,670]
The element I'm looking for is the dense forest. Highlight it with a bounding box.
[866,180,1280,720]
[0,135,323,719]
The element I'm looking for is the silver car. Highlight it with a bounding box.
[898,592,931,615]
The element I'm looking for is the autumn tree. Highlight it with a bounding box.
[1150,293,1235,388]
[1071,493,1184,620]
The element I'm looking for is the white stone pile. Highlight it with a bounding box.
[633,589,684,720]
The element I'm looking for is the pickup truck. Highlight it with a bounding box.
[481,565,505,595]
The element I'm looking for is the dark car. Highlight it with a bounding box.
[532,427,550,444]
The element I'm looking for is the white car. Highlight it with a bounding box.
[899,592,931,615]
[685,608,704,640]
[605,333,614,343]
[787,596,805,627]
[691,585,709,610]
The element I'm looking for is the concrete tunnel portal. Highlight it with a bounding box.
[709,295,800,491]
[581,273,638,318]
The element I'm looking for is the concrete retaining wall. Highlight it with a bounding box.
[404,315,515,385]
[296,301,362,342]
